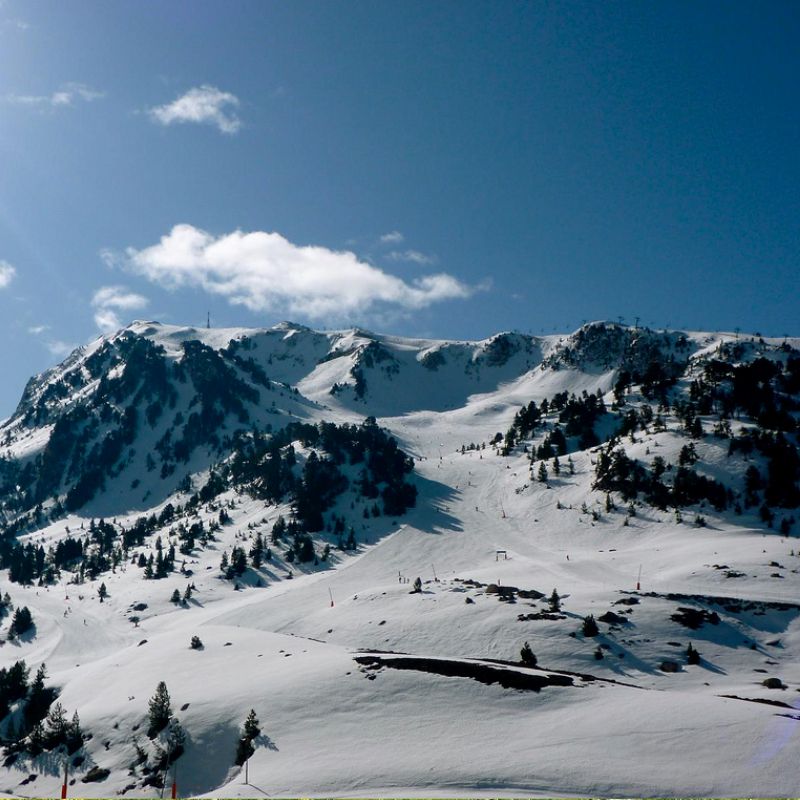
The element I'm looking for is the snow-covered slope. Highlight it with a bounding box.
[0,320,798,798]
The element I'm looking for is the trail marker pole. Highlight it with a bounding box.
[329,588,334,607]
[432,564,438,582]
[61,755,68,799]
[637,564,642,591]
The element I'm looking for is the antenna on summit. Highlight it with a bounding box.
[206,312,210,329]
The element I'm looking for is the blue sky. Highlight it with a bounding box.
[0,1,798,416]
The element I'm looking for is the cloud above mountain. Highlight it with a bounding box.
[91,285,149,332]
[114,224,476,321]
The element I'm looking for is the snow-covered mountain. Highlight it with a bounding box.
[0,319,798,798]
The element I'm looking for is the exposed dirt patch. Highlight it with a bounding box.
[354,653,574,692]
[639,590,800,615]
[718,694,793,709]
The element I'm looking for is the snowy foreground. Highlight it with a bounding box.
[0,322,798,797]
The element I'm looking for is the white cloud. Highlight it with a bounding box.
[45,339,75,358]
[91,285,148,333]
[26,321,75,358]
[149,85,241,134]
[379,231,404,245]
[119,224,476,322]
[0,260,16,288]
[93,308,121,334]
[2,18,29,30]
[91,285,148,311]
[6,82,105,108]
[386,249,437,266]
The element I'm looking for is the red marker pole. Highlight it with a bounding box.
[636,564,642,591]
[62,756,69,798]
[329,588,334,608]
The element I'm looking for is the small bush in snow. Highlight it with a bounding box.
[519,642,537,668]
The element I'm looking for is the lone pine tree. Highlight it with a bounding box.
[235,709,261,766]
[147,681,172,738]
[582,614,599,637]
[519,641,537,667]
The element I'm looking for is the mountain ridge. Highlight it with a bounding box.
[0,318,797,797]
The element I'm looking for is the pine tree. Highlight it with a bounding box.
[582,614,599,637]
[27,721,46,756]
[7,659,29,701]
[244,709,260,740]
[250,533,264,569]
[25,663,54,728]
[232,547,248,575]
[66,710,84,754]
[412,576,422,593]
[537,462,548,483]
[98,582,108,602]
[9,606,33,637]
[235,709,261,766]
[166,717,185,761]
[45,701,68,748]
[549,588,561,612]
[170,589,181,604]
[155,549,166,578]
[686,643,700,665]
[519,641,537,667]
[147,681,172,738]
